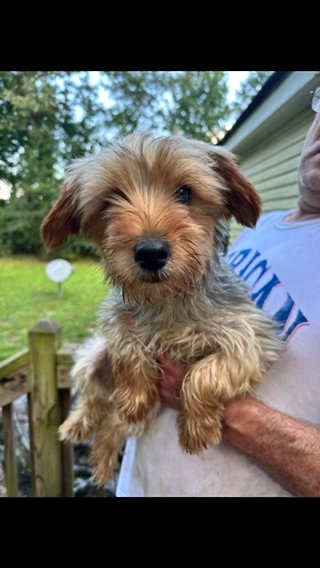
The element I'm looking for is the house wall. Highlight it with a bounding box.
[229,106,314,244]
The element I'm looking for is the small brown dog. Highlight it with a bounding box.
[42,134,282,486]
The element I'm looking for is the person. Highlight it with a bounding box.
[115,93,320,497]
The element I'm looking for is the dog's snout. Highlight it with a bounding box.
[134,240,170,271]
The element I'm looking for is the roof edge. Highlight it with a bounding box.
[219,71,288,145]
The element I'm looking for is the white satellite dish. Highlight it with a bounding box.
[46,259,74,297]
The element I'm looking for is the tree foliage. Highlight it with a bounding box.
[0,70,272,256]
[232,71,273,119]
[0,71,105,256]
[0,72,105,197]
[103,71,231,142]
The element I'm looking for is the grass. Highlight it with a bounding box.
[0,256,108,361]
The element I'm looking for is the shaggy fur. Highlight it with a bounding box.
[41,134,283,486]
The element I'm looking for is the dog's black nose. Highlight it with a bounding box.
[134,240,170,271]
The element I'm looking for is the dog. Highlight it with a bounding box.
[41,133,283,486]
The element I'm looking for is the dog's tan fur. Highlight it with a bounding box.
[42,134,283,486]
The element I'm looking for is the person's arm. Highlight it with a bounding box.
[223,397,320,497]
[156,354,320,497]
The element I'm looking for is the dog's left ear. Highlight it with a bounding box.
[211,148,261,227]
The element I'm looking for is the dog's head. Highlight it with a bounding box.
[42,134,260,304]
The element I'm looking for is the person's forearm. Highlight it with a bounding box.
[223,397,320,497]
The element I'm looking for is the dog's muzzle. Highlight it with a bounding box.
[134,239,170,271]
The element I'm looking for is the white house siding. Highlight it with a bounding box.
[229,106,314,243]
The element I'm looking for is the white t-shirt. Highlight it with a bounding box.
[116,210,320,497]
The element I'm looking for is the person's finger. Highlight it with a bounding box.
[156,352,187,378]
[158,388,180,409]
[159,385,180,399]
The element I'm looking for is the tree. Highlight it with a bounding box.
[232,71,273,119]
[0,71,232,256]
[167,71,231,142]
[102,71,231,142]
[0,72,105,255]
[0,72,106,199]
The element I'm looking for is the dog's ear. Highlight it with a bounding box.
[41,181,82,251]
[210,147,261,227]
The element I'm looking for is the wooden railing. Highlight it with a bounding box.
[0,320,75,497]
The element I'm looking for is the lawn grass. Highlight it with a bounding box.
[0,256,108,361]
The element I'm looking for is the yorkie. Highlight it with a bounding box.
[42,134,282,485]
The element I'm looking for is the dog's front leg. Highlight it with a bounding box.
[59,336,114,443]
[89,409,130,486]
[110,340,159,424]
[178,351,261,454]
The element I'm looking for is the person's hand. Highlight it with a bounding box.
[156,353,188,410]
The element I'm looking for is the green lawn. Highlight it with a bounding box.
[0,257,108,361]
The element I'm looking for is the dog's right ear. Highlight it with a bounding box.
[41,183,81,251]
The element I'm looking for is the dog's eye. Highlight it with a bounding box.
[175,187,193,205]
[102,189,129,213]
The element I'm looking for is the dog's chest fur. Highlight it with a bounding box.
[100,258,271,366]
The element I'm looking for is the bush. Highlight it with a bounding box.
[0,207,98,259]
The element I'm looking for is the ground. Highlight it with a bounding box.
[0,256,108,361]
[1,255,113,496]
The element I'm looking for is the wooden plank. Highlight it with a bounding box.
[244,139,304,178]
[240,108,313,166]
[253,164,297,188]
[262,196,298,212]
[28,320,63,497]
[242,127,307,171]
[2,404,18,497]
[241,136,305,178]
[255,171,298,193]
[27,393,36,496]
[57,365,72,389]
[228,109,312,247]
[248,157,300,186]
[56,344,76,389]
[261,185,298,203]
[0,367,29,408]
[56,344,77,365]
[59,389,74,497]
[0,349,30,380]
[259,185,298,201]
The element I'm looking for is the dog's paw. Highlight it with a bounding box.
[90,450,119,487]
[91,461,114,488]
[58,413,95,443]
[178,412,222,455]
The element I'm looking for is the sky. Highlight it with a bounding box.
[227,71,250,101]
[95,71,251,109]
[0,72,250,200]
